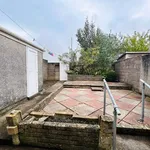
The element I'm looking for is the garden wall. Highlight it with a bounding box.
[115,54,150,96]
[43,60,60,81]
[68,74,102,81]
[17,112,113,150]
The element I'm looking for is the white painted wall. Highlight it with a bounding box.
[60,62,68,81]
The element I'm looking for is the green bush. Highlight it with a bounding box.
[105,71,117,82]
[66,70,75,74]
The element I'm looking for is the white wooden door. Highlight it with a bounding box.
[26,47,38,97]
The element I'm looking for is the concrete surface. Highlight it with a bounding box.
[41,88,150,127]
[117,134,150,150]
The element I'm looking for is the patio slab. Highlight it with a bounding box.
[43,102,66,114]
[59,98,80,107]
[118,97,141,105]
[41,88,150,128]
[71,103,96,116]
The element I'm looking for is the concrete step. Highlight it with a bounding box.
[91,87,103,91]
[63,81,131,90]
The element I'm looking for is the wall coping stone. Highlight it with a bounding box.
[29,111,99,124]
[100,115,113,123]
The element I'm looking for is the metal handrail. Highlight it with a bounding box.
[103,79,121,115]
[140,79,150,122]
[140,79,150,88]
[103,79,121,150]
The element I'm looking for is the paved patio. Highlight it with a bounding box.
[41,88,150,127]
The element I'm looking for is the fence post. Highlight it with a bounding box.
[103,84,106,115]
[141,83,145,122]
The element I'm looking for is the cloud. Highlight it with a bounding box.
[59,0,100,18]
[131,0,150,20]
[132,12,144,19]
[56,0,114,31]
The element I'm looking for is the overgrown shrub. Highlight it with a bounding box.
[105,71,118,82]
[66,70,76,74]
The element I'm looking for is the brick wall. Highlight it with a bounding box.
[43,60,60,81]
[115,54,150,96]
[68,74,102,81]
[115,55,142,92]
[18,112,113,150]
[47,63,59,80]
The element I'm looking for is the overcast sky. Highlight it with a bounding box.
[0,0,150,61]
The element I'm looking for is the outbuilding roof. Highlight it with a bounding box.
[0,26,44,52]
[117,52,150,60]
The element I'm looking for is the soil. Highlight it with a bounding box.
[117,134,150,150]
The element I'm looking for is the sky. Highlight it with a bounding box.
[0,0,150,61]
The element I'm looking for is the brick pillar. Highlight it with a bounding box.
[6,110,22,145]
[99,115,113,150]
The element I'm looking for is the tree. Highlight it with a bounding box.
[78,47,99,75]
[76,18,101,50]
[78,32,122,75]
[76,18,123,75]
[58,49,78,73]
[122,31,150,52]
[96,33,121,74]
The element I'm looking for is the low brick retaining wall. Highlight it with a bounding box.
[15,112,113,150]
[6,110,150,150]
[68,74,102,81]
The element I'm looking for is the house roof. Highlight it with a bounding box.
[0,26,44,52]
[117,52,150,60]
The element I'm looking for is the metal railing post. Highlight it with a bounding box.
[103,84,106,115]
[113,109,117,150]
[103,79,121,150]
[141,83,145,122]
[139,79,150,122]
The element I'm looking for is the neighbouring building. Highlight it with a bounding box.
[43,59,68,81]
[0,26,43,111]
